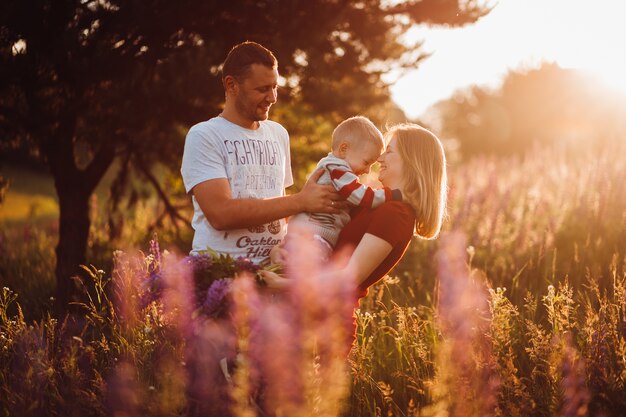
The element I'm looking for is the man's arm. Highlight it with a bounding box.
[193,169,346,230]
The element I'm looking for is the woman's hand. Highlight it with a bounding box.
[258,270,290,290]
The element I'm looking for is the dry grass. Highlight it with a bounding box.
[0,139,624,416]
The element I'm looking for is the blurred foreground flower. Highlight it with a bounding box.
[203,278,233,317]
[223,230,357,416]
[109,235,356,416]
[424,231,499,417]
[141,240,269,320]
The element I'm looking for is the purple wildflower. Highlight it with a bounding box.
[234,256,259,273]
[203,278,233,317]
[241,231,356,414]
[148,237,161,272]
[183,254,213,274]
[139,270,164,308]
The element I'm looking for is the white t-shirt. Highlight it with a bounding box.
[181,116,294,263]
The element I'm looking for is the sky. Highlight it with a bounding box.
[389,0,626,119]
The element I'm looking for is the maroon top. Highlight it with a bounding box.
[334,201,416,300]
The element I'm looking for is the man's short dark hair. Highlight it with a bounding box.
[222,41,278,82]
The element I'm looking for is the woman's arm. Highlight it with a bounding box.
[342,233,393,286]
[258,232,392,290]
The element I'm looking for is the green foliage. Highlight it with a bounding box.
[349,281,437,416]
[348,262,625,417]
[272,102,336,188]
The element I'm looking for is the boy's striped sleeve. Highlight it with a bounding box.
[328,167,402,208]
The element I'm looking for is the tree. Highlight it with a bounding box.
[435,62,626,158]
[0,0,490,313]
[0,175,7,204]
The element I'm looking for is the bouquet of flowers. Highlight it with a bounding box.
[143,239,281,319]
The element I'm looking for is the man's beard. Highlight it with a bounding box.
[235,97,268,122]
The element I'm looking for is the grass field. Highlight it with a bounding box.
[0,164,58,222]
[0,138,624,416]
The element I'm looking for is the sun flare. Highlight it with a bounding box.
[545,0,626,96]
[391,0,626,118]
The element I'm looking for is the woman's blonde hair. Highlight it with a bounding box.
[387,124,447,239]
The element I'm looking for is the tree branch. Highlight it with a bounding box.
[135,156,190,232]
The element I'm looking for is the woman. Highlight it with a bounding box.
[333,122,447,300]
[261,123,447,300]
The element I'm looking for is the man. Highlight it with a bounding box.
[181,41,343,263]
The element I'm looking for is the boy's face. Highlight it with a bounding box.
[343,142,382,176]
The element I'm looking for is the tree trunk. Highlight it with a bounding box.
[54,183,91,313]
[44,111,115,315]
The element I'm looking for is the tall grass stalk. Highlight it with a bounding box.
[0,139,624,416]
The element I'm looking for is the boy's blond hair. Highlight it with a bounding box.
[386,124,447,239]
[331,116,384,151]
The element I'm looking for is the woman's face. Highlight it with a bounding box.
[377,136,404,189]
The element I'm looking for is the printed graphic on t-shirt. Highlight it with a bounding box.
[223,137,282,166]
[267,220,281,234]
[223,136,286,259]
[248,225,266,233]
[234,235,282,260]
[225,138,284,197]
[183,118,292,263]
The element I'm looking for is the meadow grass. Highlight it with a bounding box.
[347,139,625,417]
[0,139,624,416]
[0,163,58,220]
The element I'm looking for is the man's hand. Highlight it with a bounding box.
[297,169,348,213]
[194,177,307,230]
[192,169,347,232]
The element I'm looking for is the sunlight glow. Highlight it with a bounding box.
[391,0,626,118]
[11,39,26,55]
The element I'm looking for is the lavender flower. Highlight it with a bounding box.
[203,278,233,317]
[145,270,163,291]
[140,251,266,317]
[183,254,213,274]
[148,237,161,272]
[234,256,259,273]
[139,270,163,307]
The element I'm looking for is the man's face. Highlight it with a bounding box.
[232,63,279,124]
[344,142,382,176]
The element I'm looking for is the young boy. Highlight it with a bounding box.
[287,116,402,258]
